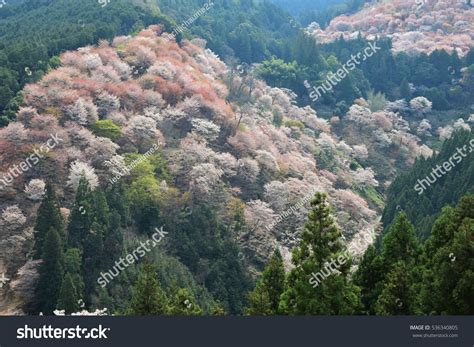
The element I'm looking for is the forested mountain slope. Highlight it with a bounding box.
[0,0,301,126]
[0,25,383,314]
[0,0,471,318]
[0,0,176,124]
[309,0,474,56]
[382,130,474,237]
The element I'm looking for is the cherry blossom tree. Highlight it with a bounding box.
[409,97,432,117]
[1,205,27,235]
[95,92,120,118]
[417,119,432,137]
[67,161,99,191]
[352,168,379,187]
[24,179,46,201]
[191,118,221,142]
[124,116,164,151]
[237,157,260,183]
[189,163,224,201]
[65,98,99,125]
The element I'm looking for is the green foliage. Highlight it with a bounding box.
[367,90,387,112]
[374,261,419,315]
[168,205,252,314]
[256,57,305,94]
[103,211,124,269]
[167,287,202,316]
[355,213,422,315]
[57,273,80,314]
[0,0,175,125]
[357,195,473,316]
[128,263,167,315]
[245,280,273,315]
[34,228,64,315]
[126,175,161,234]
[34,183,64,258]
[67,178,94,249]
[420,195,474,314]
[106,183,131,227]
[279,193,362,315]
[261,250,286,313]
[246,249,285,315]
[63,248,85,303]
[382,130,474,238]
[283,119,305,130]
[90,120,122,141]
[157,0,299,64]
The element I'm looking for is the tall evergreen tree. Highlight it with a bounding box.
[103,210,124,269]
[57,273,80,314]
[106,183,130,227]
[356,213,421,314]
[246,249,285,315]
[245,280,273,315]
[261,249,285,313]
[375,261,419,315]
[34,228,64,315]
[67,177,93,249]
[128,263,167,315]
[279,193,361,315]
[167,287,202,316]
[421,195,474,314]
[91,188,110,229]
[33,183,64,258]
[63,248,84,306]
[82,222,105,299]
[400,78,411,101]
[353,245,384,314]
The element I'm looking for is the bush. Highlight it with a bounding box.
[91,120,122,140]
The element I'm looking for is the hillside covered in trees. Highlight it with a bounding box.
[0,0,472,317]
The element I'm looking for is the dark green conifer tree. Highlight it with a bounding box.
[33,183,64,258]
[167,287,202,316]
[356,213,421,314]
[279,193,361,315]
[245,280,273,315]
[246,249,285,315]
[35,228,64,315]
[421,195,474,314]
[82,222,105,298]
[400,78,411,101]
[63,248,84,305]
[128,263,167,315]
[67,177,93,249]
[57,273,80,314]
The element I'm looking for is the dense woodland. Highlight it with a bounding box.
[0,0,472,316]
